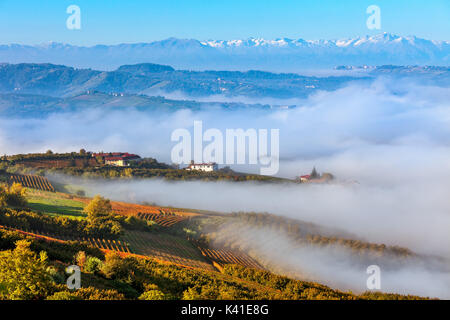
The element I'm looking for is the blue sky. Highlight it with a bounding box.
[0,0,448,45]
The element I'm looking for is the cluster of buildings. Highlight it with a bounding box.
[297,168,334,183]
[90,152,219,171]
[92,152,141,167]
[185,161,218,172]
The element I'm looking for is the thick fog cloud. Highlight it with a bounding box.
[207,225,450,299]
[54,176,450,259]
[2,77,450,297]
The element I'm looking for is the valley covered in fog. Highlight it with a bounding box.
[2,66,449,298]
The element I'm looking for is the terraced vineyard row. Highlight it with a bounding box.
[1,220,262,273]
[109,200,199,216]
[107,200,196,217]
[0,224,131,253]
[8,174,55,192]
[0,225,66,244]
[2,220,260,272]
[122,230,215,270]
[137,212,189,227]
[198,246,264,270]
[69,236,131,253]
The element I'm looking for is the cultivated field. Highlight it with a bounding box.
[136,212,189,227]
[13,188,266,272]
[197,246,264,270]
[122,230,215,270]
[8,174,55,192]
[25,190,197,227]
[84,198,200,228]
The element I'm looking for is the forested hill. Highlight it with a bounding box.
[1,63,448,117]
[0,92,273,118]
[0,62,361,99]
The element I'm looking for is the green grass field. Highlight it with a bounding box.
[26,190,86,219]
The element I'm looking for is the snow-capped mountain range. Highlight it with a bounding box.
[1,33,448,71]
[201,33,448,48]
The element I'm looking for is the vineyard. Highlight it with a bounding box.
[8,174,55,192]
[108,200,199,217]
[0,219,264,272]
[0,224,66,244]
[102,200,199,228]
[0,222,219,271]
[13,158,98,168]
[122,230,216,270]
[69,236,131,253]
[2,186,267,272]
[0,224,131,252]
[26,191,197,227]
[197,246,264,270]
[136,212,188,227]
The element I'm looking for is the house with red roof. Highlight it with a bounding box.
[93,152,141,167]
[299,174,311,182]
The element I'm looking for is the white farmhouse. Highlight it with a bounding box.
[185,161,218,172]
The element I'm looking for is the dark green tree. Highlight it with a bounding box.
[310,167,319,179]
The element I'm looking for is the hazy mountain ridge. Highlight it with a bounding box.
[1,62,448,101]
[0,62,449,117]
[1,33,448,71]
[0,62,366,99]
[0,91,277,117]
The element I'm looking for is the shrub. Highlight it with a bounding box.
[0,183,27,207]
[46,291,81,300]
[47,287,125,300]
[100,252,132,279]
[139,289,167,300]
[122,215,153,231]
[84,195,123,236]
[84,195,113,221]
[0,240,55,299]
[75,251,86,270]
[84,256,103,274]
[0,207,120,239]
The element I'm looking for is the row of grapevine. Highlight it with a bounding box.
[14,158,97,168]
[47,231,131,253]
[137,212,188,227]
[0,225,66,243]
[122,230,215,270]
[0,224,131,254]
[77,237,131,253]
[198,246,264,270]
[105,200,200,220]
[9,174,55,192]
